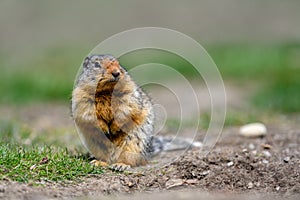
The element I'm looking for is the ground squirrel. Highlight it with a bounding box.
[71,54,200,171]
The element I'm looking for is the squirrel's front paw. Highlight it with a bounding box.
[90,159,109,168]
[109,163,131,172]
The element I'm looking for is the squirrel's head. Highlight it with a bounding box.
[78,54,127,87]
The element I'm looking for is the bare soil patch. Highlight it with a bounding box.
[0,124,299,200]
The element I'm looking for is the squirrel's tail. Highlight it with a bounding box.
[149,135,202,156]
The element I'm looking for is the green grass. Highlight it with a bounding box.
[0,143,102,183]
[252,68,300,113]
[0,120,103,183]
[214,43,299,76]
[0,44,88,103]
[207,43,300,113]
[0,43,300,112]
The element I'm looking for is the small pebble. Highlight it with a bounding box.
[262,159,269,164]
[249,143,255,150]
[200,170,210,176]
[247,182,254,189]
[239,123,267,138]
[227,161,234,167]
[283,157,290,163]
[276,186,280,191]
[242,148,248,153]
[165,179,184,189]
[261,144,272,149]
[263,150,271,157]
[126,181,134,187]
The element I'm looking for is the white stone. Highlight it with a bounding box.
[247,182,254,189]
[200,170,210,176]
[262,159,269,164]
[249,143,255,150]
[242,148,248,153]
[239,123,267,138]
[283,157,290,163]
[263,150,271,157]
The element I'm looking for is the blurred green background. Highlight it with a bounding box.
[1,0,299,112]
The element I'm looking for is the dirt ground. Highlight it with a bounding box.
[0,122,299,199]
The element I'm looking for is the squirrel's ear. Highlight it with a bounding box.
[83,56,90,69]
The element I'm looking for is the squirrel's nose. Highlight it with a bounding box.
[112,71,120,78]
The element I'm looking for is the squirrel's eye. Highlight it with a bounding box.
[95,62,101,68]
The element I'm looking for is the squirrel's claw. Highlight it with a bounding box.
[109,163,131,172]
